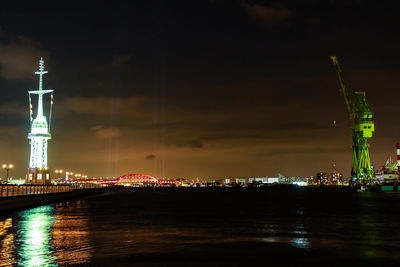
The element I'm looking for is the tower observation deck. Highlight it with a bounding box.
[26,58,54,184]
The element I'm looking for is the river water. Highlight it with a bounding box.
[0,187,399,266]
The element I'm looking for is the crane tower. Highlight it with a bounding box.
[330,56,374,184]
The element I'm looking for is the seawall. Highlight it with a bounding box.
[0,188,104,213]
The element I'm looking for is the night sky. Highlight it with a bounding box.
[1,0,400,179]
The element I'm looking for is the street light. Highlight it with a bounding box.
[2,164,14,183]
[55,169,63,181]
[65,171,74,182]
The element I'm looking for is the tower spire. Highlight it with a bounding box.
[34,57,48,118]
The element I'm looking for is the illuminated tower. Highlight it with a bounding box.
[26,58,54,184]
[396,143,400,170]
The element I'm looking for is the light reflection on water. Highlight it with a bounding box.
[259,206,311,250]
[291,224,310,249]
[356,194,381,259]
[291,237,310,249]
[52,201,92,265]
[0,202,92,266]
[1,189,400,265]
[0,218,16,266]
[260,222,310,249]
[15,206,56,266]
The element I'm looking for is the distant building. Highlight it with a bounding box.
[286,177,309,186]
[329,172,343,185]
[8,178,25,185]
[381,157,399,183]
[278,173,286,184]
[235,178,247,184]
[374,170,384,182]
[375,144,400,183]
[316,172,328,185]
[248,177,279,184]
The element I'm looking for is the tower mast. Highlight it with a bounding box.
[35,57,48,118]
[26,58,54,184]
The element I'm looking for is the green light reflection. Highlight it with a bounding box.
[290,224,310,249]
[0,217,16,266]
[16,205,56,266]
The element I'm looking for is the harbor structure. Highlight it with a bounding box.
[331,56,374,184]
[377,143,400,183]
[26,58,54,184]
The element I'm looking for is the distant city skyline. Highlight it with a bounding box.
[1,1,400,179]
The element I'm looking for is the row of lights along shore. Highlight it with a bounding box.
[1,165,90,182]
[54,169,88,179]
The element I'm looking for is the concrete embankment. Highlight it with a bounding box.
[0,188,104,213]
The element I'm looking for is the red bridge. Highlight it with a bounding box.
[118,174,159,185]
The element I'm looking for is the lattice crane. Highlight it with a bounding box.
[330,56,374,184]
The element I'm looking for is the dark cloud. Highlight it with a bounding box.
[92,127,121,140]
[146,154,156,160]
[0,35,50,80]
[241,1,292,27]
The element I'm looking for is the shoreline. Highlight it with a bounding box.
[0,188,104,213]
